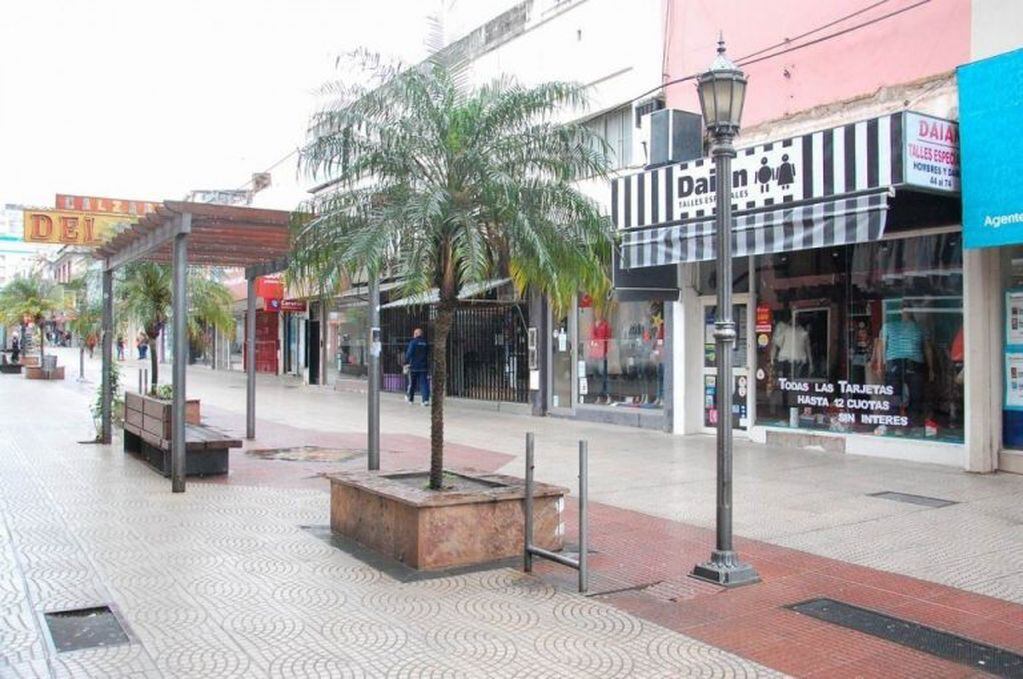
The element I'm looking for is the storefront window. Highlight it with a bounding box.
[1001,246,1023,448]
[577,297,665,408]
[335,305,370,378]
[755,233,964,442]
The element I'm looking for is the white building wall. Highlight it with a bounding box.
[459,0,662,115]
[971,0,1023,60]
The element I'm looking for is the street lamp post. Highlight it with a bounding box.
[691,37,760,588]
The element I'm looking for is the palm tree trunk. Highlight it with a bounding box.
[149,331,159,395]
[429,305,455,490]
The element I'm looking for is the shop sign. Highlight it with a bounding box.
[55,194,159,216]
[22,209,130,245]
[959,48,1023,249]
[903,113,960,193]
[280,299,307,312]
[255,275,284,301]
[675,140,803,216]
[755,305,773,333]
[614,110,959,233]
[776,378,908,428]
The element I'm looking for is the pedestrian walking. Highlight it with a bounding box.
[86,333,96,359]
[10,334,20,363]
[404,328,430,405]
[137,332,149,360]
[116,336,125,361]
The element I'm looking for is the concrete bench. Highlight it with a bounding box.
[123,391,240,476]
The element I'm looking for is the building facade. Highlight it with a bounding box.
[307,0,668,418]
[606,0,1023,471]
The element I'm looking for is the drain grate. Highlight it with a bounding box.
[868,491,957,508]
[44,606,129,653]
[789,598,1023,677]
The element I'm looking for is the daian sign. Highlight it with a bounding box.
[675,141,803,217]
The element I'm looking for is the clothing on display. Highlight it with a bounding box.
[578,300,666,408]
[755,232,964,442]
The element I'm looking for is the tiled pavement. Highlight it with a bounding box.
[17,349,1023,677]
[536,501,1023,678]
[0,370,776,677]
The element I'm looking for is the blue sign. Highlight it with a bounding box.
[959,48,1023,248]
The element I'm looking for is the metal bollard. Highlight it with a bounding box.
[524,432,534,573]
[578,440,588,593]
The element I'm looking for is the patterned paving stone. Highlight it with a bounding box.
[0,375,776,678]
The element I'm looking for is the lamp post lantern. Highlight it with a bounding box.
[690,36,760,588]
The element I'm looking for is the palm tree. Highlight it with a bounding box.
[0,276,66,362]
[118,262,234,395]
[64,273,102,343]
[292,56,614,490]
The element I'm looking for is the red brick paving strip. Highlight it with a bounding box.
[187,410,1019,677]
[535,500,1023,678]
[195,405,515,490]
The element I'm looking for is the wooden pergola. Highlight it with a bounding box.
[94,201,292,492]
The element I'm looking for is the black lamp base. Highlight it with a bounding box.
[690,550,761,588]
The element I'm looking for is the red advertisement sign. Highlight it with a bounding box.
[255,276,284,302]
[755,305,773,333]
[55,194,159,216]
[280,299,307,312]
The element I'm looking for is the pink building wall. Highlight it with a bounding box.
[662,0,970,129]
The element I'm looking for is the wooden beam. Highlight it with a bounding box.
[105,212,190,270]
[245,256,290,279]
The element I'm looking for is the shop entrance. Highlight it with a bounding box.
[700,296,751,433]
[306,320,320,385]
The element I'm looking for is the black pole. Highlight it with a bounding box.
[691,130,760,588]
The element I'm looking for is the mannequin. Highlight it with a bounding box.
[873,306,933,431]
[588,309,611,404]
[772,312,812,378]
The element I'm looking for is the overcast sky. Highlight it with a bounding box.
[0,0,444,210]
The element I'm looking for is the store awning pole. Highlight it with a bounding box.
[246,276,256,440]
[171,214,191,493]
[100,267,114,444]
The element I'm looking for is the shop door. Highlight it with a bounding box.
[550,310,576,412]
[701,296,751,432]
[307,320,320,385]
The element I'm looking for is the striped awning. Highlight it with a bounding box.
[620,189,890,269]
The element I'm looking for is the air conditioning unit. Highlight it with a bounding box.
[646,108,703,168]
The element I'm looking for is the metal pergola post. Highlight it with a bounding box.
[92,203,291,491]
[100,267,114,444]
[171,224,190,493]
[246,276,256,440]
[368,272,380,470]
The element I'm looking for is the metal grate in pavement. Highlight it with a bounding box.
[788,598,1023,678]
[44,606,130,653]
[868,491,957,508]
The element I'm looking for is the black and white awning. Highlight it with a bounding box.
[619,189,890,269]
[610,110,958,272]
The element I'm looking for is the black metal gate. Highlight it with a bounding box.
[380,302,530,403]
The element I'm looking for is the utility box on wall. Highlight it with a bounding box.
[647,109,702,168]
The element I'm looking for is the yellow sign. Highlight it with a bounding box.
[22,209,132,246]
